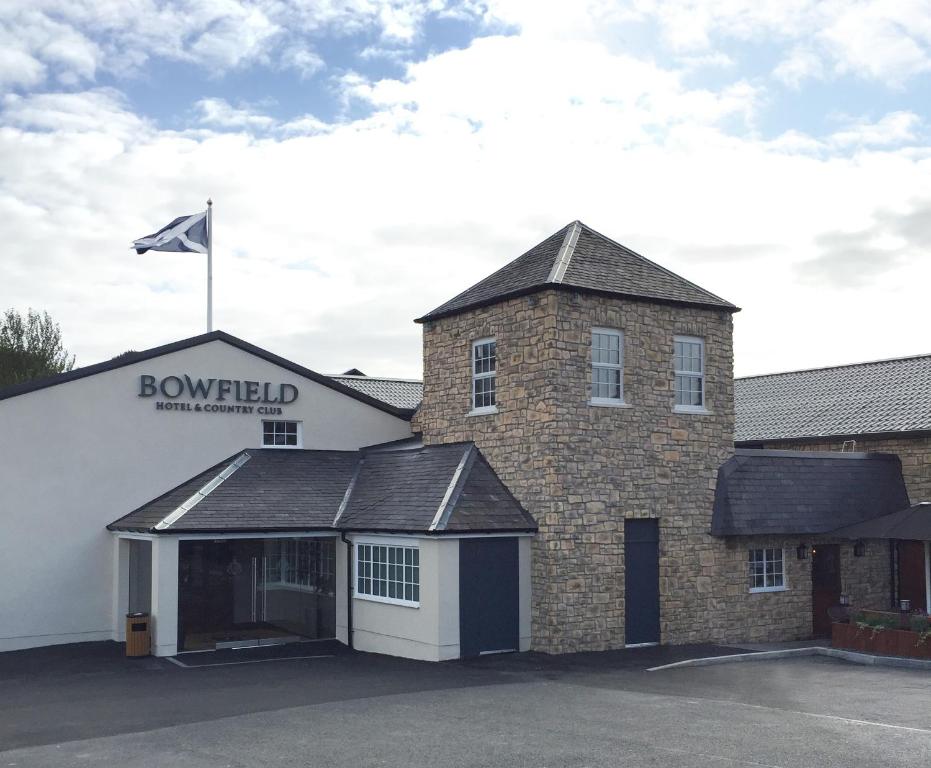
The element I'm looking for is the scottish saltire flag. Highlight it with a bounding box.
[133,212,208,254]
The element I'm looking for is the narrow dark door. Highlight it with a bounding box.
[624,519,660,645]
[897,541,927,611]
[459,538,519,657]
[811,544,841,637]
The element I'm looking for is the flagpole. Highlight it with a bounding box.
[206,198,213,332]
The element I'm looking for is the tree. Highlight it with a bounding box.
[0,309,76,388]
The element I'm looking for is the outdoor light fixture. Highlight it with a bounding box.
[853,540,866,557]
[796,543,809,560]
[839,594,850,607]
[900,599,912,612]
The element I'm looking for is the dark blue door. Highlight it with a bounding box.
[459,537,519,657]
[624,519,660,645]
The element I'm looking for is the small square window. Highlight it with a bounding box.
[748,548,785,592]
[262,420,301,448]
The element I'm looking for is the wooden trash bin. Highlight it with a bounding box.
[125,612,151,657]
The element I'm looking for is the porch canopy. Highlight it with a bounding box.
[829,502,931,541]
[831,503,931,615]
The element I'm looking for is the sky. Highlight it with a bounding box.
[1,1,930,380]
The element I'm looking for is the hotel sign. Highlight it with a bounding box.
[138,374,299,415]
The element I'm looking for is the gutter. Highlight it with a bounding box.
[340,532,354,650]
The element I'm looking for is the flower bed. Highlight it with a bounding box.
[832,612,931,660]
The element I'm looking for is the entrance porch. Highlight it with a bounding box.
[113,533,346,657]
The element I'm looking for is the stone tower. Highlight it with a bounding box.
[414,221,738,652]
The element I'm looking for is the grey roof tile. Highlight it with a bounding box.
[416,221,737,322]
[329,375,423,411]
[108,444,535,535]
[711,449,911,536]
[735,354,931,442]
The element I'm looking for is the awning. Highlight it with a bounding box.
[830,502,931,541]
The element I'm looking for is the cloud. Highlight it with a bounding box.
[194,98,276,129]
[829,111,922,148]
[0,1,488,88]
[796,199,931,288]
[482,1,931,88]
[0,9,930,380]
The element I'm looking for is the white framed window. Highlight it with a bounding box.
[749,548,786,592]
[674,336,705,412]
[471,337,497,413]
[591,328,624,404]
[355,541,420,606]
[262,420,302,448]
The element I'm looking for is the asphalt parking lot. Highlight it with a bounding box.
[1,641,929,767]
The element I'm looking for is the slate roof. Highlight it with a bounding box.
[711,449,911,536]
[329,374,423,411]
[108,443,535,535]
[108,449,359,533]
[416,221,738,322]
[734,354,931,442]
[830,503,931,541]
[338,443,535,534]
[0,330,414,420]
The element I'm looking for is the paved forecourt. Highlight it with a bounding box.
[1,643,929,767]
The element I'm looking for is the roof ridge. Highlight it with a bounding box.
[546,221,582,283]
[0,329,414,420]
[428,444,475,532]
[414,222,574,323]
[154,452,251,530]
[736,352,931,381]
[575,221,737,308]
[331,374,423,384]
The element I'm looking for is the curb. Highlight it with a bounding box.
[648,646,931,672]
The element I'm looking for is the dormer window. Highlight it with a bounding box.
[471,338,497,413]
[674,336,705,412]
[591,328,624,405]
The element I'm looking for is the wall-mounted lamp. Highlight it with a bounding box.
[839,594,850,606]
[900,599,912,612]
[853,540,866,557]
[796,543,809,560]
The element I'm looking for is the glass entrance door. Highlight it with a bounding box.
[178,537,336,652]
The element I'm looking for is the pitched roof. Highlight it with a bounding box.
[711,449,911,536]
[830,503,931,541]
[108,449,359,533]
[329,374,423,411]
[108,443,536,535]
[416,220,738,322]
[735,354,931,442]
[338,443,535,534]
[0,330,414,420]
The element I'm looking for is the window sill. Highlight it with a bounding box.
[354,593,420,609]
[589,399,631,409]
[749,586,787,594]
[468,406,499,416]
[673,406,711,415]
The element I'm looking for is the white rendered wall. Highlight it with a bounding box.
[0,339,412,653]
[348,534,533,661]
[350,536,461,662]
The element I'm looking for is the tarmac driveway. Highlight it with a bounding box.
[1,641,929,767]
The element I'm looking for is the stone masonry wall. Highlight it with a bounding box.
[416,288,738,651]
[714,537,892,643]
[758,435,931,505]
